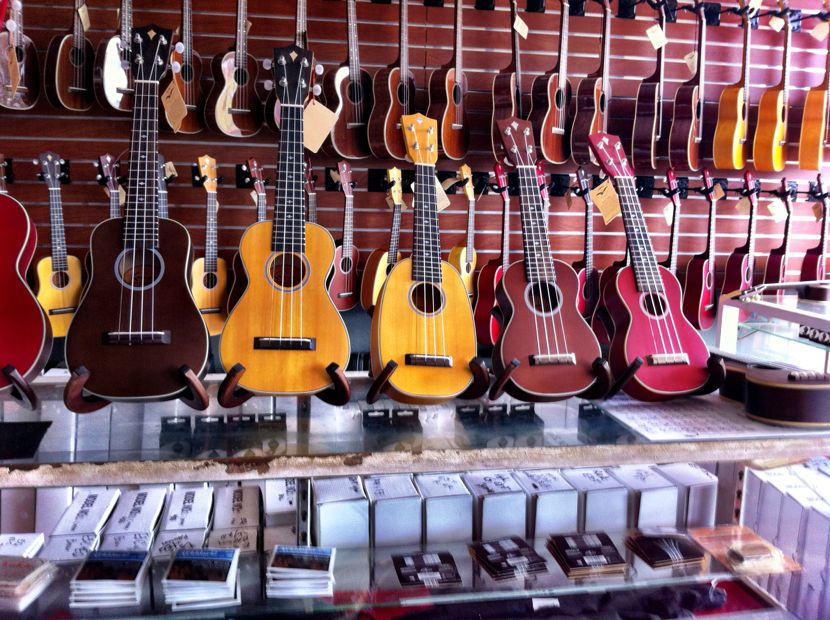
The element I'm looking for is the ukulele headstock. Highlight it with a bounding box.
[130,24,173,83]
[96,154,121,193]
[576,167,592,196]
[387,167,403,208]
[197,155,218,193]
[272,44,313,107]
[36,151,67,190]
[401,114,438,165]
[459,164,474,201]
[666,169,682,207]
[588,133,634,179]
[303,155,317,195]
[247,158,266,195]
[497,117,536,168]
[493,162,509,202]
[337,161,354,198]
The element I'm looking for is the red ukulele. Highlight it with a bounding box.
[762,179,795,285]
[589,132,719,401]
[721,170,758,320]
[572,168,600,318]
[327,161,359,311]
[682,168,719,330]
[801,174,829,281]
[659,170,682,277]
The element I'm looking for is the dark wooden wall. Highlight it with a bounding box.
[1,0,828,283]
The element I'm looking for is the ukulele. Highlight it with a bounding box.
[491,0,524,164]
[96,153,123,219]
[65,25,209,401]
[161,0,205,134]
[220,44,350,395]
[589,133,714,401]
[801,174,829,281]
[712,0,754,170]
[34,151,82,339]
[659,170,681,276]
[191,155,229,336]
[493,118,602,401]
[227,158,267,313]
[426,0,469,160]
[361,167,403,312]
[762,179,795,285]
[44,0,95,111]
[474,163,510,346]
[572,168,599,318]
[682,168,719,330]
[367,0,416,160]
[753,0,793,172]
[304,155,318,224]
[370,113,477,404]
[529,0,573,165]
[570,0,612,166]
[799,0,830,170]
[668,0,706,172]
[204,0,262,137]
[93,0,133,112]
[721,170,759,320]
[323,0,373,159]
[448,164,477,296]
[631,0,669,170]
[327,161,360,312]
[0,0,40,110]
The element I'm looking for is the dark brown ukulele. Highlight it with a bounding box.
[44,0,95,111]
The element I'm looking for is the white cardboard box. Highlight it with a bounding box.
[213,486,261,529]
[312,476,369,548]
[414,473,473,544]
[462,470,526,541]
[610,465,679,529]
[364,475,422,548]
[653,463,717,528]
[561,468,628,533]
[512,469,578,538]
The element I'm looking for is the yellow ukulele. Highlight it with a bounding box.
[360,167,403,312]
[191,155,229,336]
[447,163,477,296]
[34,151,82,338]
[370,114,483,405]
[798,0,830,170]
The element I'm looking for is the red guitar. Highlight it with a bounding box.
[473,163,510,346]
[659,170,682,276]
[721,170,758,320]
[589,132,716,402]
[1,156,36,278]
[327,161,359,311]
[801,174,829,281]
[763,179,795,285]
[682,168,719,331]
[572,168,599,318]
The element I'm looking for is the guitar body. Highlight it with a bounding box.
[570,77,603,165]
[65,218,208,400]
[800,249,826,281]
[529,72,572,165]
[631,80,659,170]
[44,34,95,111]
[763,249,788,285]
[591,260,624,344]
[190,257,229,336]
[712,84,746,169]
[574,264,600,318]
[668,84,700,171]
[220,221,350,394]
[161,49,204,134]
[798,87,827,171]
[448,245,476,296]
[327,244,360,311]
[490,70,517,162]
[494,260,600,401]
[752,88,786,172]
[227,251,246,313]
[681,254,715,330]
[0,32,40,110]
[20,220,36,277]
[93,35,133,112]
[605,266,710,401]
[34,255,83,338]
[367,66,415,160]
[360,248,399,311]
[323,65,374,159]
[473,259,503,346]
[427,67,469,160]
[205,51,262,138]
[371,258,476,404]
[0,195,51,392]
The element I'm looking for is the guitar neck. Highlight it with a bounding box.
[205,191,218,272]
[500,195,511,271]
[182,0,194,65]
[465,199,476,258]
[556,0,570,80]
[256,190,267,222]
[235,0,248,66]
[399,0,409,81]
[346,0,361,83]
[782,201,793,256]
[295,0,308,47]
[666,197,680,274]
[653,8,666,136]
[273,103,306,253]
[72,0,84,48]
[48,186,69,272]
[306,190,317,224]
[615,175,664,293]
[342,195,354,256]
[740,12,752,90]
[780,16,792,108]
[412,163,442,283]
[109,186,121,219]
[509,0,523,117]
[120,0,133,46]
[517,166,556,282]
[453,0,464,77]
[746,194,758,262]
[11,3,22,49]
[388,202,402,266]
[705,193,717,262]
[157,181,169,219]
[124,79,160,249]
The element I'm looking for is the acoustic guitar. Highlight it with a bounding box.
[589,132,715,401]
[753,0,793,172]
[65,24,209,401]
[191,155,229,336]
[361,167,403,312]
[682,168,719,330]
[426,0,469,160]
[798,0,830,170]
[367,0,416,160]
[204,0,262,137]
[712,0,754,170]
[161,0,205,134]
[659,170,681,276]
[44,0,95,111]
[327,161,360,312]
[448,164,477,296]
[572,168,599,318]
[93,0,133,112]
[227,157,267,313]
[34,151,82,339]
[762,178,796,285]
[219,44,350,396]
[0,0,40,110]
[721,170,759,321]
[492,118,602,402]
[491,0,525,164]
[801,174,829,281]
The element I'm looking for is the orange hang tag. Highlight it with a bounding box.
[662,202,674,226]
[161,80,187,133]
[303,99,338,152]
[589,179,620,225]
[811,21,829,42]
[812,202,823,222]
[646,24,667,50]
[513,15,529,39]
[711,183,725,201]
[77,4,90,32]
[163,161,177,178]
[735,196,750,214]
[766,198,788,223]
[768,15,785,32]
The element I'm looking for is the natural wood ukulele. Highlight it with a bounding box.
[448,164,477,297]
[161,0,205,134]
[361,167,403,312]
[44,0,95,111]
[327,161,360,312]
[798,0,830,170]
[0,0,41,110]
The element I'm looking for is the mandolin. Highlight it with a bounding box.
[448,164,477,296]
[93,0,133,112]
[204,0,262,137]
[572,168,599,318]
[659,170,681,276]
[721,170,759,321]
[474,163,510,346]
[589,132,715,401]
[798,0,830,170]
[361,167,403,312]
[323,0,373,159]
[227,157,267,313]
[161,0,205,134]
[191,155,229,336]
[682,168,719,330]
[570,0,612,166]
[44,0,95,111]
[753,0,793,172]
[370,113,477,404]
[34,151,82,339]
[219,44,350,396]
[426,0,469,160]
[491,0,525,164]
[493,118,602,402]
[801,174,829,281]
[65,25,209,401]
[762,179,795,285]
[529,0,573,165]
[327,161,360,312]
[0,0,40,110]
[712,0,754,170]
[96,153,123,219]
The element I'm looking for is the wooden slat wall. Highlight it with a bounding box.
[1,0,828,283]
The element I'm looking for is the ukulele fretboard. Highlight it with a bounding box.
[412,163,442,284]
[272,103,306,254]
[124,79,160,249]
[517,166,557,284]
[616,175,664,294]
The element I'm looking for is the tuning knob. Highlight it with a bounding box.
[262,58,273,71]
[263,79,274,92]
[312,84,322,97]
[174,42,185,54]
[171,61,182,74]
[12,0,21,10]
[314,63,324,76]
[5,19,16,32]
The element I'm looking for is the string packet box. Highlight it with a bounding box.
[547,532,627,578]
[462,470,526,541]
[626,533,706,569]
[414,473,473,544]
[40,489,121,562]
[561,468,627,532]
[469,536,547,581]
[265,545,335,598]
[512,469,578,538]
[207,486,261,553]
[0,534,44,558]
[69,550,150,608]
[364,475,422,547]
[152,487,214,558]
[392,551,462,588]
[99,488,167,552]
[312,476,368,548]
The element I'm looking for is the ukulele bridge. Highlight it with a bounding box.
[200,307,222,315]
[104,331,171,345]
[49,307,77,316]
[646,353,690,366]
[254,337,316,351]
[405,354,453,368]
[530,353,576,366]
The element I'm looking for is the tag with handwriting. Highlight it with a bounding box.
[683,51,697,76]
[813,202,824,222]
[590,179,620,225]
[766,198,788,223]
[811,21,829,42]
[711,183,725,201]
[435,178,451,211]
[513,14,529,39]
[303,99,338,152]
[769,15,785,32]
[662,203,674,226]
[646,24,667,50]
[735,196,750,214]
[163,160,177,179]
[161,80,187,133]
[77,3,90,31]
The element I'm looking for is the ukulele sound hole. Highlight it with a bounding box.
[234,67,249,87]
[598,92,607,114]
[743,264,752,284]
[348,81,363,104]
[51,271,70,289]
[525,282,562,316]
[640,292,668,319]
[70,46,85,67]
[268,252,308,290]
[554,88,564,109]
[114,248,165,292]
[409,283,445,316]
[396,82,408,106]
[202,272,218,289]
[340,256,353,273]
[180,63,193,82]
[452,83,463,106]
[705,271,714,289]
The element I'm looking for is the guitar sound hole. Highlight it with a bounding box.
[115,248,165,292]
[743,265,752,284]
[234,67,249,87]
[396,82,408,106]
[203,272,218,289]
[70,46,85,67]
[640,293,668,319]
[340,256,353,273]
[180,63,193,82]
[598,92,606,114]
[695,98,703,119]
[15,46,24,63]
[52,271,70,289]
[525,282,562,316]
[348,81,363,104]
[554,88,564,109]
[740,101,747,122]
[705,271,714,289]
[269,253,308,290]
[410,283,445,316]
[452,83,463,106]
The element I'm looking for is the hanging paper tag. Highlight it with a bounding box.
[735,196,750,214]
[250,190,259,205]
[811,21,829,42]
[766,198,788,223]
[77,3,90,32]
[163,160,177,178]
[683,51,697,76]
[813,202,823,222]
[115,7,120,29]
[6,47,19,97]
[245,19,252,34]
[645,24,667,50]
[748,0,763,11]
[565,191,573,210]
[161,80,187,133]
[662,203,674,226]
[589,179,620,225]
[513,14,529,39]
[768,15,785,32]
[711,183,725,201]
[303,99,338,152]
[441,175,460,191]
[118,186,126,206]
[435,178,451,211]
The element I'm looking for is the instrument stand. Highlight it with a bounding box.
[2,365,39,411]
[367,358,490,405]
[218,362,351,408]
[604,357,645,400]
[487,357,614,401]
[690,354,727,396]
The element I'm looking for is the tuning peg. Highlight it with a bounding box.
[263,79,274,92]
[262,58,273,71]
[312,84,322,97]
[174,42,185,54]
[5,19,16,32]
[12,0,22,10]
[171,61,182,74]
[314,63,324,76]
